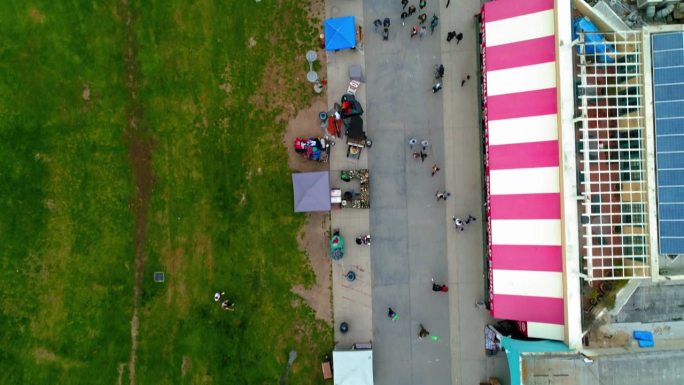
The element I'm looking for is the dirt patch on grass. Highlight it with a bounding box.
[181,355,191,377]
[196,234,214,282]
[29,8,46,23]
[282,96,329,172]
[34,347,57,363]
[291,212,331,325]
[283,94,332,324]
[120,0,153,384]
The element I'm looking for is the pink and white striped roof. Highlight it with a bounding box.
[481,0,564,341]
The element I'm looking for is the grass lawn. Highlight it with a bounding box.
[0,1,331,384]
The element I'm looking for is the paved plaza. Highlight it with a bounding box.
[327,0,509,383]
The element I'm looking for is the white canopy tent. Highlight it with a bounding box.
[333,350,373,385]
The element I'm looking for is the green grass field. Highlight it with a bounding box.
[0,1,331,384]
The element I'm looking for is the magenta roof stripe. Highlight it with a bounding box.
[483,0,554,23]
[491,294,565,324]
[490,193,561,219]
[491,245,563,272]
[487,88,558,121]
[488,140,559,170]
[486,36,557,71]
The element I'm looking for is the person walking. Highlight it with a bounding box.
[431,81,442,93]
[421,139,430,151]
[408,137,417,149]
[221,299,235,311]
[420,151,427,162]
[418,324,430,339]
[446,31,456,42]
[419,0,427,9]
[401,11,408,26]
[461,75,470,87]
[456,32,463,44]
[402,0,409,9]
[410,25,419,38]
[408,5,417,16]
[431,163,440,176]
[435,64,444,79]
[419,25,427,38]
[465,215,477,224]
[388,307,398,321]
[418,13,427,24]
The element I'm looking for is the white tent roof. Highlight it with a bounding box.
[333,350,373,385]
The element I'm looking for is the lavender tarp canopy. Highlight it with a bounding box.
[292,171,331,212]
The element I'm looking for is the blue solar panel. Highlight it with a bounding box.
[652,32,684,254]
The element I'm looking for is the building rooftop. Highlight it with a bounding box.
[522,349,684,385]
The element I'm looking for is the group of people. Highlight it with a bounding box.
[408,137,431,162]
[214,291,235,311]
[398,0,440,39]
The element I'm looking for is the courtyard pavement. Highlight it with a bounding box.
[326,0,509,383]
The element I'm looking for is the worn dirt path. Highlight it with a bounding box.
[119,1,153,384]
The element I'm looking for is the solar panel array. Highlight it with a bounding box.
[652,32,684,255]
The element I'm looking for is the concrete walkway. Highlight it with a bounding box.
[438,0,510,383]
[325,0,510,383]
[326,0,373,350]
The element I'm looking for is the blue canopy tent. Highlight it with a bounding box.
[292,171,331,212]
[324,16,356,51]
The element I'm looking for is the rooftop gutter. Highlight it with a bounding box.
[555,0,583,350]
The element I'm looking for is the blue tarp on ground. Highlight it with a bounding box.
[292,171,331,212]
[324,16,356,51]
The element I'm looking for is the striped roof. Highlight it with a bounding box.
[482,0,564,341]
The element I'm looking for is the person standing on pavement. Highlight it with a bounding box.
[418,13,427,24]
[418,324,430,339]
[456,32,463,44]
[431,163,440,176]
[373,19,382,33]
[408,137,417,150]
[408,5,417,16]
[436,191,451,201]
[461,75,470,87]
[419,25,427,39]
[432,278,448,292]
[452,216,465,232]
[465,215,477,224]
[388,307,398,321]
[446,31,456,42]
[421,139,430,151]
[419,0,427,9]
[401,0,409,9]
[401,11,408,26]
